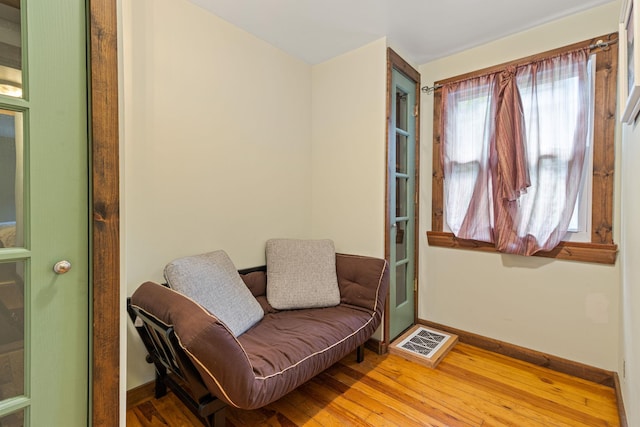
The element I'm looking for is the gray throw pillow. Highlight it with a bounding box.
[164,250,264,336]
[266,239,340,310]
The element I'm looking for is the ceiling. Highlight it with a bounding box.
[188,0,616,65]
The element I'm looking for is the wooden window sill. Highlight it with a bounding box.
[426,231,618,265]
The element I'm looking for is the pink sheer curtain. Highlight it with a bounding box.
[441,49,591,256]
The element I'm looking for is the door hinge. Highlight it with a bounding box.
[414,277,418,292]
[413,104,419,117]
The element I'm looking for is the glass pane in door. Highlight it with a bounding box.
[0,110,23,248]
[396,220,407,260]
[395,262,407,305]
[0,0,22,98]
[0,408,24,427]
[396,134,407,174]
[0,260,25,401]
[395,177,407,217]
[395,90,407,131]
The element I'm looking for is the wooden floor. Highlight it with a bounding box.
[126,343,620,426]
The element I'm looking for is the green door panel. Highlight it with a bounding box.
[389,69,416,341]
[0,0,88,425]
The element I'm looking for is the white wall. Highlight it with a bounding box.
[122,0,313,389]
[418,1,622,370]
[311,39,387,258]
[620,115,640,424]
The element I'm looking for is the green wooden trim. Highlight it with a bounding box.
[0,396,30,418]
[0,248,30,261]
[0,99,28,109]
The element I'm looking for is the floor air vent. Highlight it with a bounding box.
[389,325,458,368]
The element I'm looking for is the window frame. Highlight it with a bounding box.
[427,33,618,264]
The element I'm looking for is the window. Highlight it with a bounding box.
[427,33,618,264]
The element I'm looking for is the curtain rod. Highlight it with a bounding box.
[421,38,617,95]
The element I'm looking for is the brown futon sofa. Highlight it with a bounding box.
[128,243,389,427]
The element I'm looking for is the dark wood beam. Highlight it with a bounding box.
[89,0,120,425]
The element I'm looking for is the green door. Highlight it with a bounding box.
[389,68,416,341]
[0,0,88,425]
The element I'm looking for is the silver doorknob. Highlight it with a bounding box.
[53,260,72,274]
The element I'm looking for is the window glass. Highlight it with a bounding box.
[0,110,23,248]
[396,134,407,174]
[0,1,22,98]
[0,408,25,427]
[395,262,407,304]
[396,177,407,218]
[396,90,407,132]
[0,261,25,401]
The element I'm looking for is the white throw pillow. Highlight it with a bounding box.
[266,239,340,310]
[164,250,264,336]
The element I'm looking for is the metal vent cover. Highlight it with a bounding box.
[396,327,451,359]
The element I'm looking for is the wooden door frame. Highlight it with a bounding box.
[384,48,420,347]
[89,0,120,425]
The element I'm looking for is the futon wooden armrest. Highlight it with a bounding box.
[130,281,255,408]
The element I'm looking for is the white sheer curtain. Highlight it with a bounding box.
[442,74,495,244]
[441,49,592,256]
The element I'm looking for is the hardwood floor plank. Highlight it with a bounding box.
[347,346,617,427]
[128,400,171,426]
[445,346,619,420]
[260,397,325,427]
[127,344,620,426]
[342,352,544,426]
[331,360,484,427]
[283,387,355,425]
[333,367,490,426]
[154,394,204,426]
[449,349,616,426]
[316,370,429,427]
[450,344,618,403]
[309,374,401,426]
[296,376,381,425]
[437,362,611,427]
